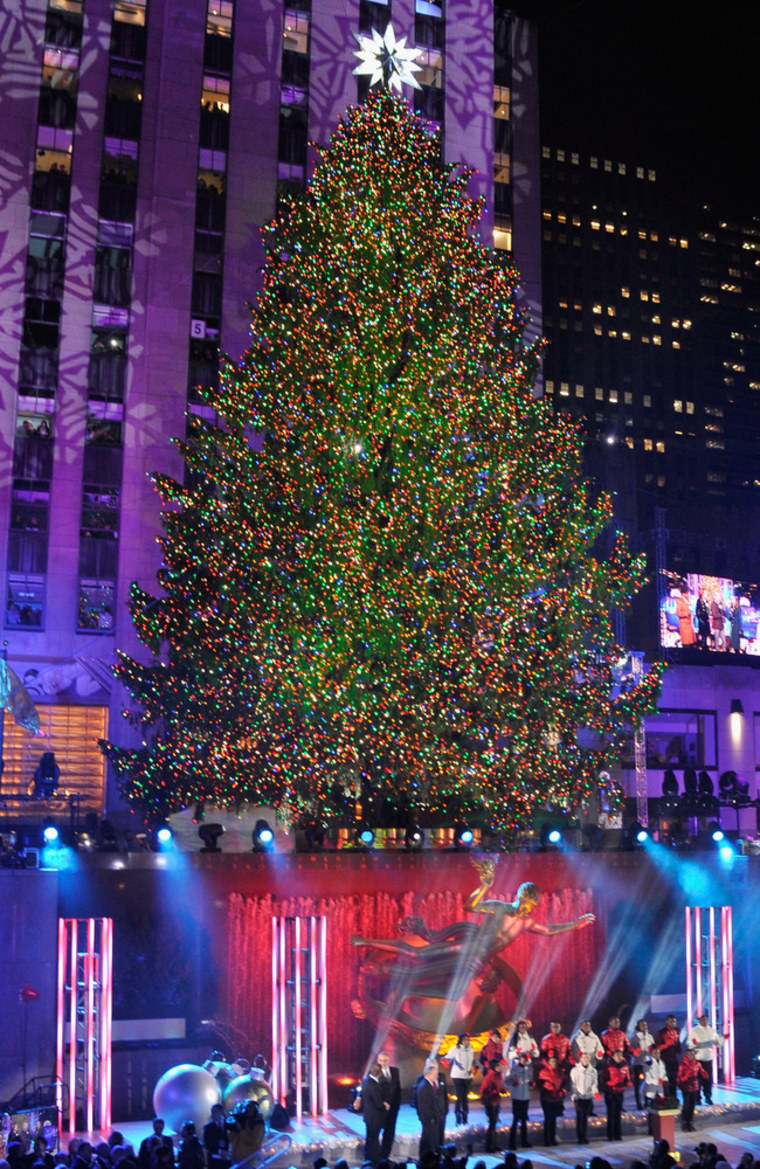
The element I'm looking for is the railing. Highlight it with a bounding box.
[232,1132,292,1169]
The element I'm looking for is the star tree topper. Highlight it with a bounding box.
[353,23,422,92]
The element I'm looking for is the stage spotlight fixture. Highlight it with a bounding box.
[698,770,714,796]
[540,823,562,849]
[252,819,274,852]
[730,698,744,716]
[42,822,60,845]
[621,821,648,850]
[198,823,225,853]
[662,770,679,797]
[719,769,737,793]
[404,824,424,851]
[357,825,375,847]
[155,823,173,846]
[453,823,474,849]
[304,822,327,851]
[683,767,698,794]
[711,827,725,843]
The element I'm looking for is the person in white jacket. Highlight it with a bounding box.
[630,1018,657,1110]
[448,1033,476,1125]
[570,1052,598,1144]
[572,1020,604,1065]
[509,1019,540,1062]
[644,1047,667,1132]
[688,1014,727,1104]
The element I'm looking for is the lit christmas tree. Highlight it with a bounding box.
[102,86,661,833]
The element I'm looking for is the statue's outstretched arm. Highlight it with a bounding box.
[529,913,595,936]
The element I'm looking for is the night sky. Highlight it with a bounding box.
[511,0,760,217]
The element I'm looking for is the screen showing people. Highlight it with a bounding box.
[659,571,758,657]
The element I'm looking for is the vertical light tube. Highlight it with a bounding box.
[101,918,113,1132]
[294,916,303,1120]
[271,917,279,1101]
[685,906,693,1032]
[694,905,703,1021]
[56,919,67,1141]
[86,917,96,1134]
[309,917,318,1118]
[318,916,328,1115]
[720,902,729,1084]
[279,921,288,1105]
[708,906,717,1084]
[68,922,77,1133]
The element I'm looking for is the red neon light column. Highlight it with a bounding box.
[56,918,113,1134]
[685,904,734,1088]
[271,915,328,1118]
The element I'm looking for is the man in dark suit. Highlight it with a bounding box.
[203,1103,231,1168]
[417,1057,448,1161]
[138,1119,174,1169]
[377,1050,401,1158]
[362,1063,385,1165]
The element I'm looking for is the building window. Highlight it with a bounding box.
[283,10,310,52]
[6,573,45,629]
[493,225,511,252]
[644,709,717,769]
[207,0,233,36]
[1,703,108,813]
[78,578,115,631]
[494,85,509,120]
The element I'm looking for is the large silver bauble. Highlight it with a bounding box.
[153,1064,222,1133]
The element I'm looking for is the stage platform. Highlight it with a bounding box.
[93,1079,760,1168]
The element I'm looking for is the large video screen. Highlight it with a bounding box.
[659,571,759,656]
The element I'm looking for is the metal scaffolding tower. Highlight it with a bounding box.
[56,917,113,1135]
[685,905,735,1086]
[271,915,328,1119]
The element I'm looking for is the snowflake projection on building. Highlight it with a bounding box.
[353,24,422,93]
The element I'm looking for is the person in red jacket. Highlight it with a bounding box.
[540,1021,572,1069]
[677,1049,709,1132]
[655,1015,682,1098]
[603,1048,631,1140]
[480,1057,505,1152]
[601,1016,632,1061]
[538,1055,567,1146]
[480,1029,505,1070]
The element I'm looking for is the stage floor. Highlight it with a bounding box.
[94,1079,760,1168]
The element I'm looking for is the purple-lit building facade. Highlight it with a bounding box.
[0,0,542,819]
